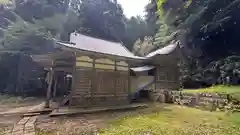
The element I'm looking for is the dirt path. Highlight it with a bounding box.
[0,100,45,135]
[36,115,98,135]
[12,116,37,135]
[0,102,45,116]
[36,110,141,135]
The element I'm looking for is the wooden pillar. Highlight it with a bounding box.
[154,67,157,90]
[90,57,96,107]
[53,73,58,101]
[45,68,54,108]
[127,62,131,101]
[114,61,117,98]
[69,53,76,107]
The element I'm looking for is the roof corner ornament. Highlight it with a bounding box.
[176,40,183,48]
[74,31,78,36]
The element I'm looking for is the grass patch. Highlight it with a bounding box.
[0,0,10,4]
[0,128,10,135]
[36,130,56,135]
[0,94,42,108]
[100,104,240,135]
[184,85,240,100]
[0,94,31,104]
[184,85,240,93]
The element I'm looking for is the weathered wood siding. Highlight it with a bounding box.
[71,55,130,107]
[155,64,180,91]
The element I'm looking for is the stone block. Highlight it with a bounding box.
[158,94,166,103]
[24,128,35,134]
[12,129,24,135]
[24,132,35,135]
[18,117,30,125]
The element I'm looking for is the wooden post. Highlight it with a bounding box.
[114,61,117,98]
[154,67,157,90]
[69,52,76,107]
[53,73,58,101]
[127,61,131,103]
[90,57,96,107]
[45,67,54,108]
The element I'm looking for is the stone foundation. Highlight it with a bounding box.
[149,90,167,103]
[149,90,239,111]
[170,91,229,111]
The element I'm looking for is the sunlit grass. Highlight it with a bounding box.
[36,104,240,135]
[100,104,240,135]
[184,85,240,100]
[184,85,240,93]
[0,0,10,4]
[36,130,56,135]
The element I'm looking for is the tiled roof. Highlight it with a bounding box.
[130,66,155,72]
[57,33,145,60]
[146,43,178,58]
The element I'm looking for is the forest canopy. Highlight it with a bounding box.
[156,0,240,87]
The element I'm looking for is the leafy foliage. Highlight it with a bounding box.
[155,0,240,87]
[73,0,125,42]
[0,0,10,4]
[124,16,151,50]
[132,37,155,56]
[35,14,66,38]
[14,0,69,22]
[2,20,54,54]
[145,0,159,36]
[157,0,240,59]
[182,56,240,88]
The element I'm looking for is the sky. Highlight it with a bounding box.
[118,0,149,18]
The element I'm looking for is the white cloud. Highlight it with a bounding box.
[118,0,149,18]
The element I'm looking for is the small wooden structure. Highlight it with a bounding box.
[147,43,181,90]
[130,42,181,101]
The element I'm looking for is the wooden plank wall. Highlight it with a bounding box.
[155,65,180,91]
[71,55,130,107]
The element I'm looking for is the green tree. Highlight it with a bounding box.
[75,0,126,42]
[2,20,54,54]
[132,36,155,56]
[145,0,159,36]
[157,0,240,86]
[124,16,150,50]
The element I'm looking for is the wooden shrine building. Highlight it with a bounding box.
[32,33,145,108]
[32,33,181,108]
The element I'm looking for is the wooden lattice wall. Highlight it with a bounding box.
[70,55,130,107]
